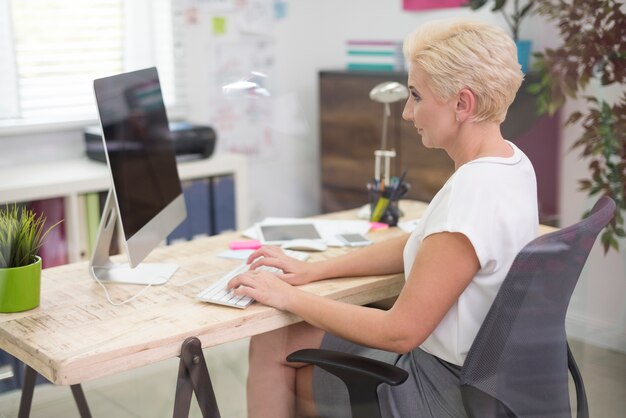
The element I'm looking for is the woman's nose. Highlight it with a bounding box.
[402,99,412,121]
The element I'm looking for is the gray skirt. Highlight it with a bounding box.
[312,333,468,418]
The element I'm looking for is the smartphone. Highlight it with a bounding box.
[337,233,372,247]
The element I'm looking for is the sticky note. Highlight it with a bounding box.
[212,16,227,35]
[369,222,389,231]
[229,240,262,250]
[274,1,287,20]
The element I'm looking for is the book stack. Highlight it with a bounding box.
[345,40,405,72]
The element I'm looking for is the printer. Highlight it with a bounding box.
[84,121,217,163]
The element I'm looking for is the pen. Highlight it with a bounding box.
[367,181,376,215]
[389,170,407,202]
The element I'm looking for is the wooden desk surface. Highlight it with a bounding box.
[0,201,556,386]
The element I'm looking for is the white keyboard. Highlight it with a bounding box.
[196,249,310,309]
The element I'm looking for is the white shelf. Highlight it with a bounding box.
[0,153,249,262]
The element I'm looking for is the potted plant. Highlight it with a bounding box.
[529,0,625,252]
[468,0,536,72]
[0,205,61,312]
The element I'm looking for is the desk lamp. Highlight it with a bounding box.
[369,81,408,185]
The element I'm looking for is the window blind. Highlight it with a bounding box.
[2,0,184,122]
[0,0,19,119]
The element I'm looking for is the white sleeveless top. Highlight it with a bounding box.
[402,141,538,366]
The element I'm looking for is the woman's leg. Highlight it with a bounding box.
[247,321,325,418]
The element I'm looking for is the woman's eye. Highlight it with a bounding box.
[412,93,421,102]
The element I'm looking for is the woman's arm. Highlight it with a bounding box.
[314,234,409,279]
[229,231,480,353]
[245,234,409,285]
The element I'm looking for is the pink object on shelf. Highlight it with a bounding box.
[28,197,68,268]
[229,240,262,250]
[403,0,465,11]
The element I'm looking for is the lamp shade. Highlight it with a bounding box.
[369,81,409,103]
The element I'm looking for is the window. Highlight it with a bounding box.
[0,0,185,124]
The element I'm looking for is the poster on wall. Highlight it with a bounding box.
[210,40,276,159]
[403,0,467,11]
[238,0,274,35]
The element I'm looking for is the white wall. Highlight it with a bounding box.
[180,1,504,222]
[0,0,623,352]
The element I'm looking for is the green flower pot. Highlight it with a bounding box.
[0,256,41,313]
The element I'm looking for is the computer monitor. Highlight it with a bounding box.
[90,67,187,285]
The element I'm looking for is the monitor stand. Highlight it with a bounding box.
[89,191,178,285]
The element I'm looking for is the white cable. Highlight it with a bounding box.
[93,275,153,306]
[93,269,229,306]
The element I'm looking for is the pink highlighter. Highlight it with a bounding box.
[229,240,262,250]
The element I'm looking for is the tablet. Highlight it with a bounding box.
[257,223,323,245]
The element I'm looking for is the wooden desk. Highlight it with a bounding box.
[0,200,556,417]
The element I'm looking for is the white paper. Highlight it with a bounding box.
[398,218,421,233]
[238,0,273,35]
[217,249,254,260]
[315,220,371,246]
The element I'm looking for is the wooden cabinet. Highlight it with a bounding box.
[320,70,454,213]
[319,70,559,225]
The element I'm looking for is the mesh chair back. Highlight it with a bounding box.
[459,196,616,417]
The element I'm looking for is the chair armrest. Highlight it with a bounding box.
[287,348,408,386]
[288,348,408,418]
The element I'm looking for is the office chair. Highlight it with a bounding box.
[288,196,616,418]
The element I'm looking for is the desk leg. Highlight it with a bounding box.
[17,365,92,418]
[173,337,221,418]
[17,365,36,418]
[70,384,93,418]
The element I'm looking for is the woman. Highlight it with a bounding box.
[228,18,539,417]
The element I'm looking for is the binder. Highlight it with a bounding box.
[168,179,213,243]
[187,179,212,239]
[76,195,90,260]
[85,193,100,255]
[211,175,236,234]
[27,197,68,268]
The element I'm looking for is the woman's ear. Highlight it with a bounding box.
[455,88,475,122]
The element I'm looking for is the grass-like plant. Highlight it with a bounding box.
[467,0,536,41]
[529,0,625,252]
[0,205,61,268]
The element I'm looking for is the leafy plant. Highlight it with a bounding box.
[467,0,536,40]
[0,205,61,268]
[529,0,626,252]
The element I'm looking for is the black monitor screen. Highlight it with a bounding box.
[94,68,182,239]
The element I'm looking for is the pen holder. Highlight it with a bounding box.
[367,180,410,226]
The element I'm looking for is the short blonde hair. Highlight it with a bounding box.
[403,19,523,123]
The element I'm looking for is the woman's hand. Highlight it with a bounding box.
[227,270,295,311]
[246,246,317,285]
